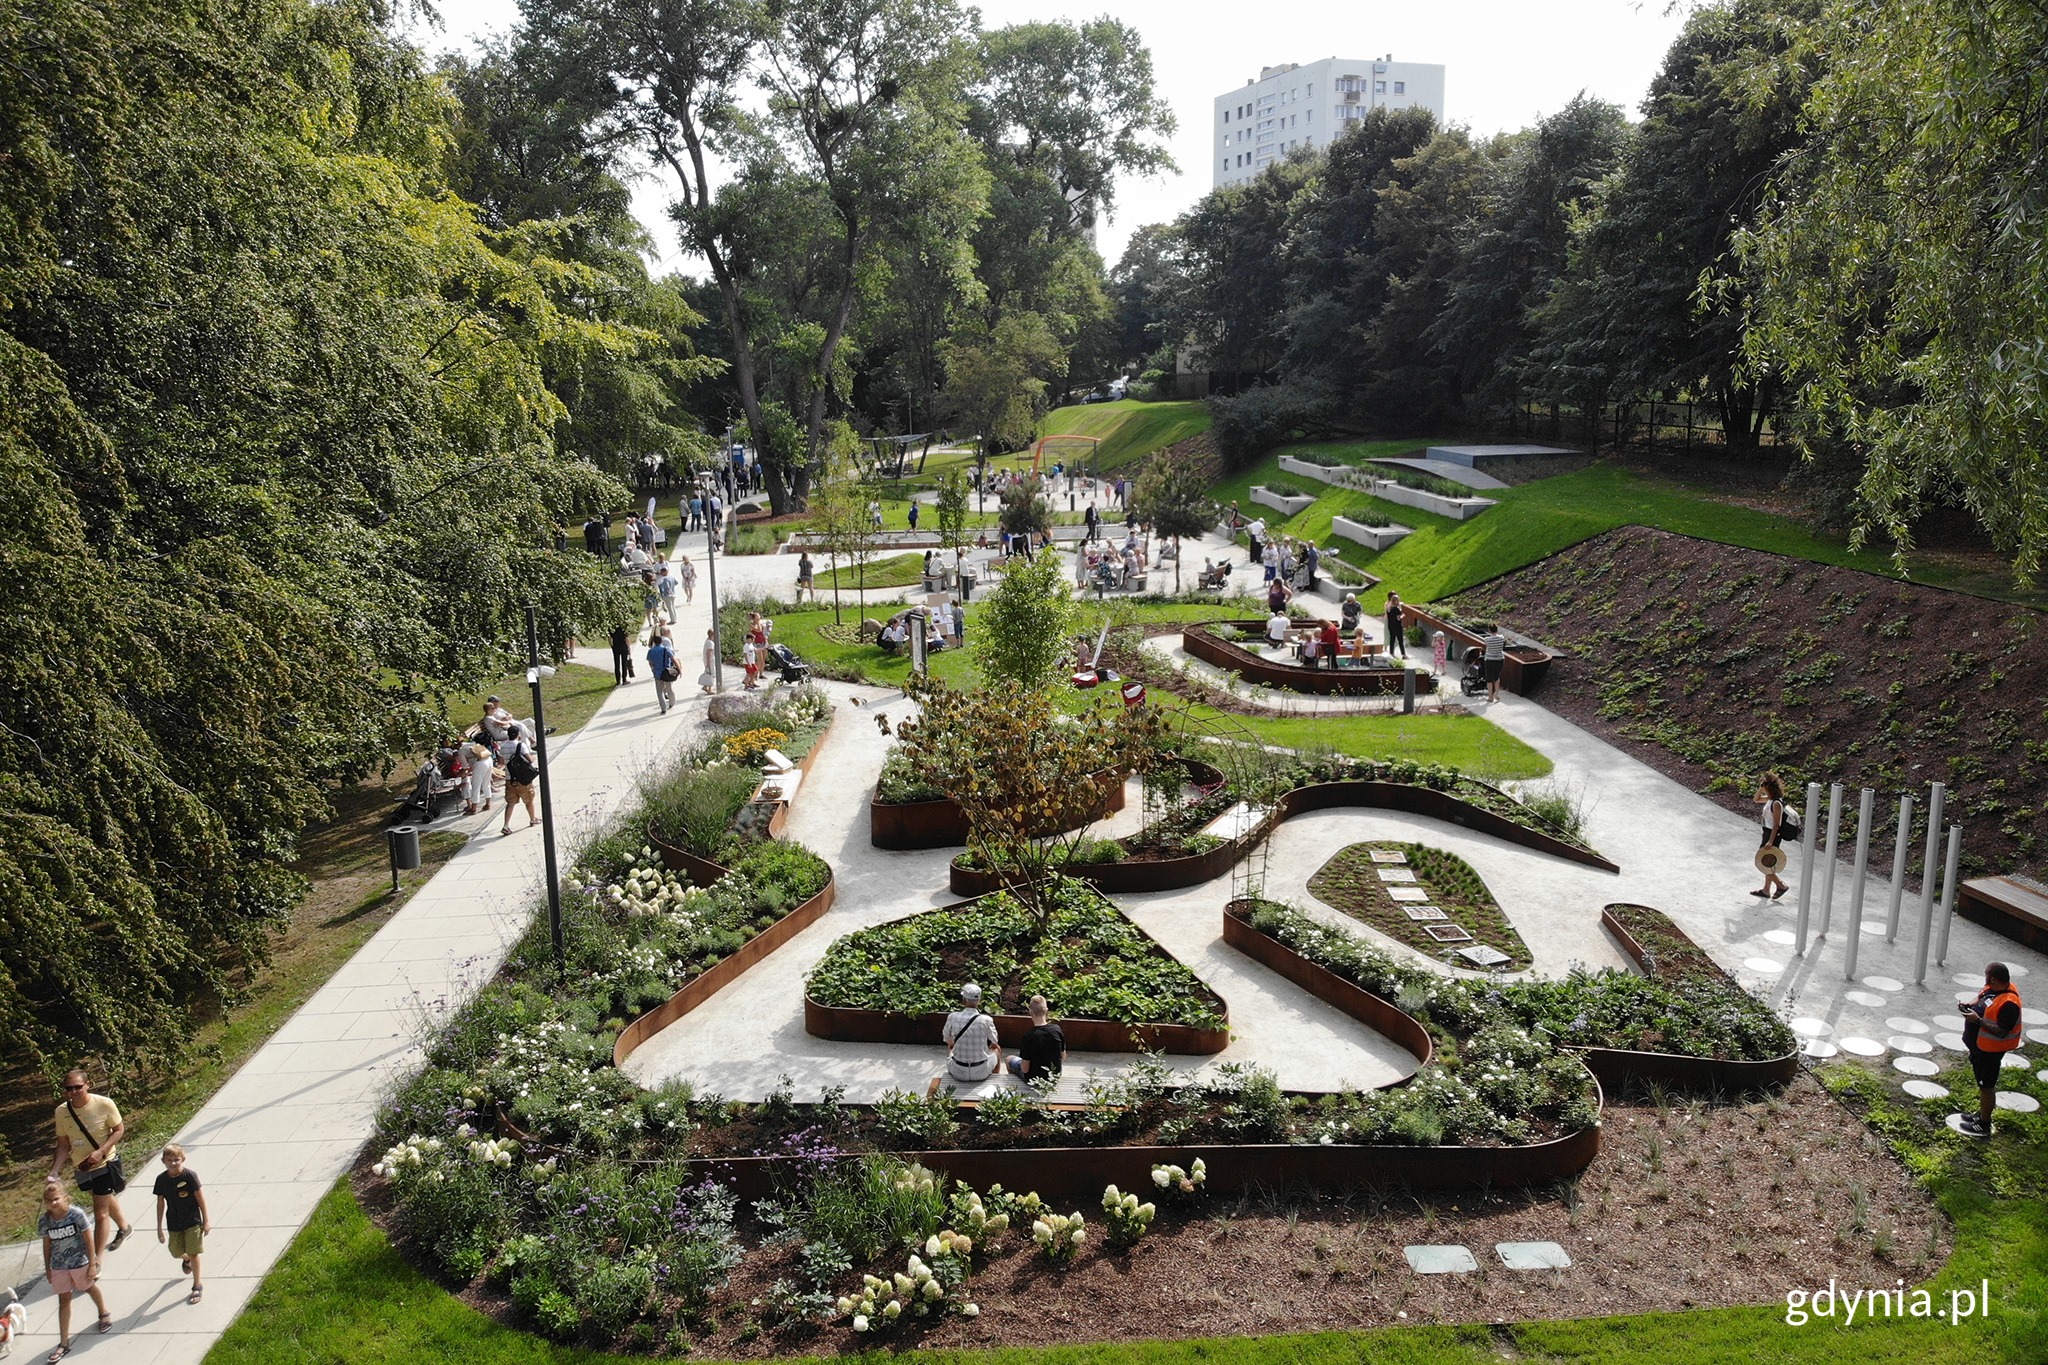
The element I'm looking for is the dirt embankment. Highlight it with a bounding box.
[1451,526,2047,884]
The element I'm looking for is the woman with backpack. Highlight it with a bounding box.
[1750,770,1796,899]
[497,724,540,836]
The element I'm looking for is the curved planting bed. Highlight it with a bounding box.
[871,765,1128,850]
[951,767,1617,896]
[1182,621,1434,695]
[1401,604,1555,695]
[804,881,1229,1054]
[1308,841,1531,971]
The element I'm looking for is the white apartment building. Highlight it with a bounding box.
[1214,56,1446,188]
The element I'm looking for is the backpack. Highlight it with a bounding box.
[505,745,539,785]
[1777,803,1802,842]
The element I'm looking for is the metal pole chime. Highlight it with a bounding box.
[1934,826,1963,967]
[1884,793,1913,943]
[525,605,565,967]
[1843,787,1875,980]
[1794,781,1822,954]
[701,472,724,693]
[1815,783,1844,940]
[1912,782,1946,986]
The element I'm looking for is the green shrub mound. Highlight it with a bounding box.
[806,880,1225,1029]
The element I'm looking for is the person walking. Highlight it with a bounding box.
[647,633,678,714]
[1749,771,1793,899]
[608,625,632,685]
[796,551,814,604]
[907,500,920,531]
[1479,621,1507,701]
[152,1143,210,1305]
[1383,591,1408,659]
[497,724,539,834]
[39,1179,110,1358]
[657,561,678,622]
[700,627,719,694]
[48,1072,131,1257]
[677,553,697,605]
[1957,963,2024,1138]
[687,492,703,532]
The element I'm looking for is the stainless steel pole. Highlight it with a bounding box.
[1934,825,1963,967]
[1816,783,1844,939]
[1794,782,1821,955]
[1844,787,1874,980]
[1884,793,1913,943]
[1913,783,1945,985]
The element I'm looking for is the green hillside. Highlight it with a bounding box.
[1041,398,1211,470]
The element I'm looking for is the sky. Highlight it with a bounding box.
[405,0,1690,272]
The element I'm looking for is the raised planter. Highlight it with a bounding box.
[1331,514,1413,552]
[1402,604,1555,696]
[870,768,1127,850]
[1250,484,1316,517]
[1181,622,1428,696]
[1222,908,1434,1068]
[1584,903,1801,1093]
[950,774,1617,896]
[1359,472,1497,521]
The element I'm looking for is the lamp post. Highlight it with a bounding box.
[699,470,724,693]
[524,604,565,967]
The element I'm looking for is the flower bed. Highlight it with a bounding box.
[1182,622,1431,696]
[870,749,1129,850]
[804,880,1229,1052]
[1307,841,1533,970]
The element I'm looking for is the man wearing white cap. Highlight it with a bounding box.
[941,983,1001,1084]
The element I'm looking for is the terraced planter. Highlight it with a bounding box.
[870,768,1128,850]
[1401,604,1555,695]
[1222,907,1434,1068]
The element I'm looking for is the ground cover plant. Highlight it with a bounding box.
[1306,841,1533,970]
[805,879,1225,1030]
[1451,525,2048,880]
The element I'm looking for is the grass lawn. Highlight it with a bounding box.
[1041,398,1212,470]
[207,1043,2043,1365]
[816,551,929,591]
[438,663,618,739]
[1163,700,1553,780]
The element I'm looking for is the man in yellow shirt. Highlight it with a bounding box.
[49,1071,133,1255]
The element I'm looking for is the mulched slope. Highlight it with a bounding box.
[1451,526,2048,884]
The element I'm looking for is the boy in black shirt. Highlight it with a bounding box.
[1006,995,1067,1084]
[153,1144,211,1304]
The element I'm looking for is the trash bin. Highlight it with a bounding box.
[387,824,422,872]
[959,571,976,600]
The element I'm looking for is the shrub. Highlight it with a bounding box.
[723,726,789,764]
[1150,1158,1208,1201]
[875,1089,960,1149]
[1031,1210,1086,1264]
[875,745,948,804]
[1100,1184,1156,1248]
[578,1251,657,1338]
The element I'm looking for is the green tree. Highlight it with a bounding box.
[937,312,1067,452]
[1736,0,2048,576]
[972,543,1075,688]
[807,470,883,627]
[996,475,1055,547]
[934,467,973,553]
[1132,444,1215,592]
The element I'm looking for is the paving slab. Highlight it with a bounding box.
[1404,1244,1479,1274]
[1496,1240,1573,1270]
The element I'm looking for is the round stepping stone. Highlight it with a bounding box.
[1790,1017,1832,1037]
[1944,1113,1982,1134]
[1892,1056,1939,1076]
[1900,1080,1948,1099]
[1860,920,1887,935]
[1763,929,1798,946]
[1862,976,1905,992]
[2006,963,2029,977]
[1954,972,1983,986]
[1801,1039,1838,1058]
[1995,1091,2040,1113]
[1886,1035,1933,1054]
[1844,989,1887,1007]
[1839,1036,1886,1057]
[1744,957,1784,974]
[1934,1033,1970,1052]
[1886,1017,1930,1034]
[2031,1028,2048,1047]
[1956,990,1982,1004]
[2002,1052,2031,1070]
[2026,1007,2045,1024]
[2037,1068,2048,1084]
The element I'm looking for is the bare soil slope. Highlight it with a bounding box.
[1451,526,2047,883]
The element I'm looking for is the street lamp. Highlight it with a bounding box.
[523,604,565,967]
[698,470,724,693]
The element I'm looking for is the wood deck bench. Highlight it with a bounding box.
[1957,875,2048,953]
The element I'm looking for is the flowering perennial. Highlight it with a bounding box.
[1150,1157,1208,1199]
[1031,1210,1086,1263]
[1100,1184,1156,1247]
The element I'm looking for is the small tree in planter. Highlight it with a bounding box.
[971,544,1078,689]
[935,467,972,559]
[895,677,1158,933]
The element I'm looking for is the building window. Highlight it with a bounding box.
[1375,81,1386,93]
[1393,81,1405,94]
[1306,109,1312,122]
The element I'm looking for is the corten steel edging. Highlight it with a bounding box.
[1182,623,1428,695]
[949,777,1614,896]
[1401,606,1553,695]
[671,1099,1602,1205]
[613,709,845,1069]
[1220,909,1434,1069]
[1584,902,1801,1093]
[801,997,1229,1055]
[870,768,1129,850]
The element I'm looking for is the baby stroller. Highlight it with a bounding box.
[403,744,465,821]
[1459,645,1487,698]
[767,642,811,684]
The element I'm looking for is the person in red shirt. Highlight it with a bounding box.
[1317,619,1341,670]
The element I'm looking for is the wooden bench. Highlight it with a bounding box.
[1957,875,2048,953]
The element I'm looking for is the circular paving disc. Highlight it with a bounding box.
[1886,1035,1934,1054]
[2002,1052,2031,1069]
[1886,1017,1930,1034]
[1944,1112,1981,1134]
[1801,1039,1838,1058]
[1995,1091,2040,1113]
[1954,972,1983,986]
[1956,990,1982,1004]
[1892,1056,1939,1076]
[1900,1079,1948,1099]
[1790,1016,1832,1037]
[2038,1068,2048,1084]
[1844,990,1887,1007]
[1933,1033,1970,1052]
[1744,957,1785,974]
[1860,921,1888,935]
[1764,929,1798,946]
[2005,963,2029,977]
[1862,976,1905,992]
[1838,1036,1886,1057]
